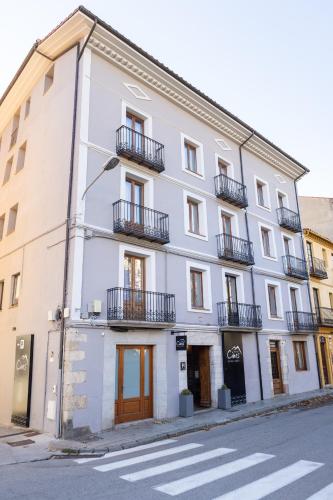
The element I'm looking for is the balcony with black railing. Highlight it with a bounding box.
[276,207,302,233]
[282,255,308,280]
[113,200,169,244]
[286,311,318,332]
[107,287,176,326]
[308,257,328,279]
[217,302,262,330]
[214,174,248,208]
[216,234,254,265]
[116,125,165,173]
[316,307,333,327]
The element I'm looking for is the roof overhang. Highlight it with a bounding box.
[0,6,309,180]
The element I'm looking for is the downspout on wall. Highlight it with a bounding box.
[239,132,264,401]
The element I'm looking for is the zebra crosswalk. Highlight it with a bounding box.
[74,438,330,498]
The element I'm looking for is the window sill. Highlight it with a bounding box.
[263,255,278,262]
[188,307,212,314]
[183,168,205,181]
[186,231,208,241]
[268,315,283,321]
[256,203,271,212]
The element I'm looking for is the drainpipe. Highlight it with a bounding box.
[57,20,97,439]
[239,132,264,401]
[293,175,322,388]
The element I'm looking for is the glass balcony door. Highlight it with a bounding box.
[226,274,239,325]
[125,177,144,225]
[124,254,145,320]
[126,112,144,152]
[115,345,153,423]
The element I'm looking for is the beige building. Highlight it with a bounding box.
[303,228,333,387]
[299,196,333,241]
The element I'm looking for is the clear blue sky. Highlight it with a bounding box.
[1,0,332,196]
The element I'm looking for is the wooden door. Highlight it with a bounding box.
[124,254,145,320]
[320,337,330,385]
[115,345,153,424]
[198,347,211,407]
[126,112,144,151]
[125,177,144,229]
[270,341,283,394]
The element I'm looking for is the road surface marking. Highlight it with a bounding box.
[154,452,274,496]
[94,443,202,472]
[215,460,323,500]
[120,447,236,482]
[306,482,333,499]
[75,439,177,464]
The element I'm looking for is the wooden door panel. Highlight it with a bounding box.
[198,347,211,407]
[270,342,283,395]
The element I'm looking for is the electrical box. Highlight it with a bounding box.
[88,300,102,314]
[63,307,70,318]
[48,310,56,321]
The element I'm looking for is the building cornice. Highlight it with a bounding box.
[303,228,333,249]
[1,9,308,180]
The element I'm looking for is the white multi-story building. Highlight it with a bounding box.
[0,7,319,437]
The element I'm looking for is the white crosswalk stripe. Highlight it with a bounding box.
[74,438,177,464]
[154,452,274,496]
[93,442,202,472]
[120,447,235,482]
[214,460,324,500]
[306,482,333,499]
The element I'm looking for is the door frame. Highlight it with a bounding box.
[115,345,153,424]
[270,340,284,395]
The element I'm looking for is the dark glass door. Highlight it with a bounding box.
[11,335,34,427]
[223,332,246,405]
[226,274,239,326]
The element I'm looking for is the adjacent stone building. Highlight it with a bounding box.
[0,7,319,437]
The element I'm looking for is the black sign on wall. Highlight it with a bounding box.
[223,332,246,406]
[176,336,187,351]
[11,335,34,427]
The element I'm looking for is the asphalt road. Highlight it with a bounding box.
[2,401,333,500]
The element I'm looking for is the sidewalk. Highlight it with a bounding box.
[50,387,333,454]
[1,387,332,465]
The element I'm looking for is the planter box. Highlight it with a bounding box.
[218,388,231,410]
[179,394,194,417]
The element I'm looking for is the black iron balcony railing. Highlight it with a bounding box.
[286,311,318,332]
[276,207,302,233]
[217,302,262,330]
[282,255,308,280]
[113,200,169,244]
[116,125,165,173]
[214,174,248,208]
[216,233,254,265]
[316,307,333,327]
[107,287,176,323]
[308,257,328,279]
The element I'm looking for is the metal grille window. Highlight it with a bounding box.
[190,269,204,309]
[261,228,271,257]
[268,285,278,317]
[184,141,197,173]
[11,273,20,306]
[293,341,308,371]
[188,198,200,234]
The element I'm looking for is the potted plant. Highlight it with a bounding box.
[179,388,194,417]
[218,384,231,410]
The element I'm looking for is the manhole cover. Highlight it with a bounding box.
[7,439,35,447]
[24,431,40,437]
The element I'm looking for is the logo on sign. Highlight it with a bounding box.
[227,345,242,360]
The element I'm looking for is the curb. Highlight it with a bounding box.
[50,390,333,456]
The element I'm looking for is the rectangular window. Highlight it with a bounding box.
[3,157,13,185]
[313,288,320,311]
[44,66,54,94]
[0,214,4,240]
[268,285,278,317]
[24,97,31,118]
[290,287,298,312]
[188,198,200,234]
[218,159,228,176]
[9,109,20,149]
[257,181,265,207]
[16,142,27,173]
[261,228,271,257]
[293,341,308,371]
[11,273,20,306]
[283,236,291,255]
[7,204,18,234]
[322,248,328,268]
[277,192,285,208]
[0,280,3,310]
[184,141,197,173]
[329,293,333,310]
[190,269,203,309]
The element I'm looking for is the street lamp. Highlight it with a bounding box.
[81,156,120,200]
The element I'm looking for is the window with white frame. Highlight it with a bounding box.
[255,177,270,210]
[259,223,276,259]
[181,133,204,178]
[293,341,308,371]
[11,273,20,306]
[289,286,300,312]
[186,261,212,312]
[216,155,233,178]
[277,190,288,209]
[265,280,283,319]
[183,191,207,240]
[121,101,152,138]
